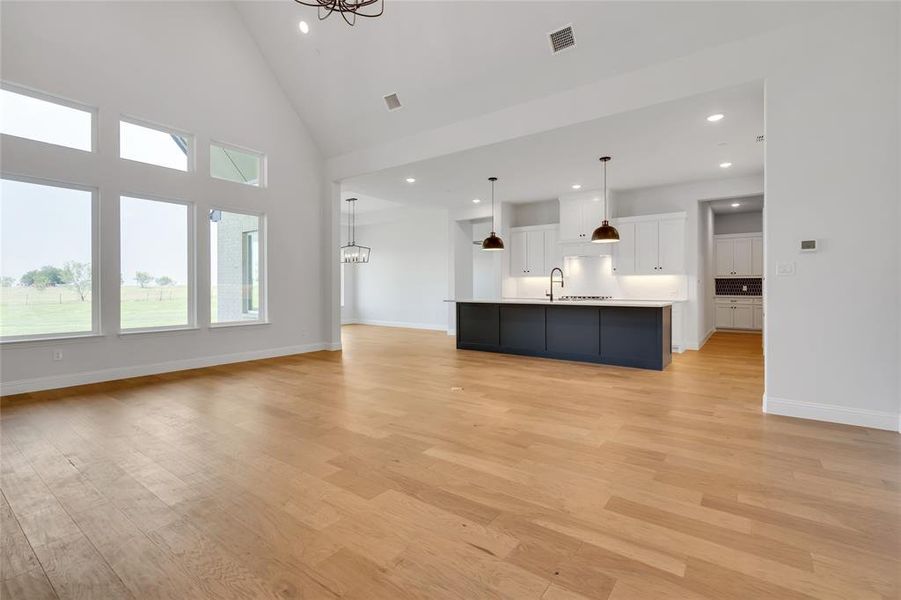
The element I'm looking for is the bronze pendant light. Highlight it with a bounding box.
[591,156,620,244]
[481,177,505,251]
[293,0,384,26]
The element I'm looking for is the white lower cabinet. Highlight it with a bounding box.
[715,297,763,330]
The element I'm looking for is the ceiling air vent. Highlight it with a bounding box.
[383,93,402,111]
[549,25,575,54]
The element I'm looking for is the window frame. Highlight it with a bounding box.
[0,81,97,153]
[209,140,267,188]
[0,173,101,343]
[118,192,196,334]
[118,115,195,173]
[208,207,267,327]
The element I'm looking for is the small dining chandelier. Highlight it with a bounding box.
[293,0,384,26]
[481,177,505,251]
[340,198,371,263]
[591,156,620,244]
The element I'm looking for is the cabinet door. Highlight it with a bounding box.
[611,221,636,275]
[543,228,561,276]
[715,304,733,328]
[525,230,545,275]
[753,306,764,330]
[580,197,605,240]
[509,230,528,276]
[732,305,754,329]
[657,218,685,274]
[558,198,583,242]
[751,237,763,276]
[714,239,734,276]
[635,220,660,274]
[732,238,753,276]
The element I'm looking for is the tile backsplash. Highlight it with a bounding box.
[715,277,762,296]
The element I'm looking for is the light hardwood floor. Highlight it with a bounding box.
[1,326,898,599]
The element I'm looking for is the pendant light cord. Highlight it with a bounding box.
[489,177,498,234]
[603,159,608,221]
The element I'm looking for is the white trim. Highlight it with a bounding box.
[509,224,559,234]
[692,327,715,351]
[763,394,900,433]
[350,319,447,332]
[0,342,331,396]
[713,232,763,240]
[208,320,271,329]
[612,211,687,224]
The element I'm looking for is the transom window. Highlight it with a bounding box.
[0,86,93,152]
[210,142,265,187]
[120,118,192,171]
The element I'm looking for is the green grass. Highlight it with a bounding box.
[0,285,190,337]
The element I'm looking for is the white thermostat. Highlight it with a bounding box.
[800,239,817,252]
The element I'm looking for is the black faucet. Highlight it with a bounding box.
[546,267,564,302]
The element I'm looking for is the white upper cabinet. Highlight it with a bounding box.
[509,225,559,277]
[611,221,636,275]
[558,196,605,242]
[612,213,686,275]
[715,234,763,277]
[751,237,764,276]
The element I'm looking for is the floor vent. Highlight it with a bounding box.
[549,25,575,54]
[383,93,402,111]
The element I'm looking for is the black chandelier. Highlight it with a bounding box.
[293,0,384,26]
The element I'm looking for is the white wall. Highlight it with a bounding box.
[763,5,899,430]
[613,175,764,350]
[699,203,716,339]
[351,208,449,331]
[714,211,763,234]
[0,1,328,394]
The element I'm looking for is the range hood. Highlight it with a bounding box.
[560,241,613,257]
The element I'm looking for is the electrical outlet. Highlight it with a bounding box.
[777,262,796,277]
[52,349,63,362]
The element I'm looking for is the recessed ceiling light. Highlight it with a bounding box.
[472,198,481,204]
[707,113,724,122]
[571,184,582,190]
[731,202,741,207]
[719,162,733,169]
[405,177,416,183]
[298,20,310,34]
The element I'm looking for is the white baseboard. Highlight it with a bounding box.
[1,342,330,396]
[763,394,900,432]
[351,319,447,332]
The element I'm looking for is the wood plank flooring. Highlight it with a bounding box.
[1,326,898,599]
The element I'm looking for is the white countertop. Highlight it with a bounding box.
[446,298,673,308]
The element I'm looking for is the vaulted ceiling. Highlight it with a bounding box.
[234,1,837,159]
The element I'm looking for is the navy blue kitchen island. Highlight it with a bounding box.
[452,299,672,370]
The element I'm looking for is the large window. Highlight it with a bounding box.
[120,196,192,331]
[0,87,93,151]
[1,177,96,339]
[210,142,264,187]
[210,210,264,324]
[120,119,191,171]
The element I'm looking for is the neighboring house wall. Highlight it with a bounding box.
[216,211,259,322]
[0,1,328,393]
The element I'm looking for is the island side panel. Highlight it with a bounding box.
[599,306,666,370]
[661,305,672,369]
[499,304,546,353]
[457,303,500,349]
[546,306,600,359]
